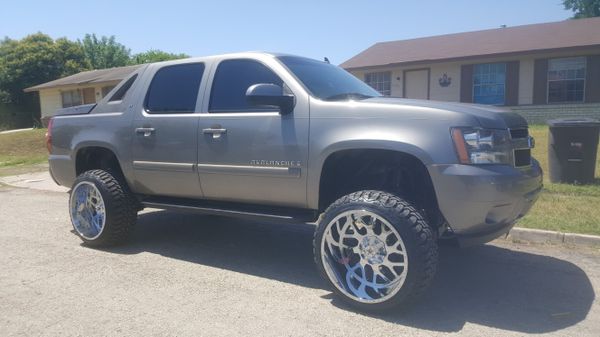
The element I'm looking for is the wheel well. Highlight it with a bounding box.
[75,147,125,180]
[318,149,444,228]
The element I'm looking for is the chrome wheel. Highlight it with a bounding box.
[70,181,106,240]
[320,210,408,303]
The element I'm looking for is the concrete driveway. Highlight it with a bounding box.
[1,186,598,336]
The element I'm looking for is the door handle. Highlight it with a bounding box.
[202,128,227,139]
[135,127,155,137]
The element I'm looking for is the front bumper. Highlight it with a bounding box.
[428,160,543,246]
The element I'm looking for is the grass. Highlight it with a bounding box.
[0,125,598,235]
[517,125,600,235]
[0,128,48,171]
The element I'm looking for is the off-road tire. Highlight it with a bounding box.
[314,190,438,311]
[69,169,137,247]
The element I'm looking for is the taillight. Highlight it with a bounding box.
[46,118,53,153]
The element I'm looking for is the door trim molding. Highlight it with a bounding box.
[133,161,195,172]
[197,163,301,178]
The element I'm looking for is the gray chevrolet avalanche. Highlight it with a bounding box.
[47,52,542,311]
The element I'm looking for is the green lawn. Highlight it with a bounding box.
[0,129,48,171]
[517,125,600,235]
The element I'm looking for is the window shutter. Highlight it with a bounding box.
[585,55,600,103]
[460,64,473,103]
[532,59,548,105]
[505,61,519,106]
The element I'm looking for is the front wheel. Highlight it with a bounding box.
[69,169,137,247]
[314,190,438,311]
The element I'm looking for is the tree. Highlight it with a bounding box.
[56,37,90,75]
[131,49,189,64]
[563,0,600,18]
[81,34,130,69]
[0,33,89,104]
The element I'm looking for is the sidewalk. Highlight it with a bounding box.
[0,128,33,135]
[0,170,68,193]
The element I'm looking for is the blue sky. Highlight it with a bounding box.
[1,0,570,65]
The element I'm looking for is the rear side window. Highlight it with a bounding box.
[109,74,138,102]
[145,63,205,113]
[209,59,282,112]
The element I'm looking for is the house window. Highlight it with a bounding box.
[473,63,506,105]
[61,90,82,108]
[364,72,391,96]
[547,57,586,103]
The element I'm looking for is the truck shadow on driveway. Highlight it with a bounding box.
[103,210,595,334]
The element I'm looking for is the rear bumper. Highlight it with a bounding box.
[49,154,76,188]
[428,160,543,246]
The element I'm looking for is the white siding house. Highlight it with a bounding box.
[24,65,141,123]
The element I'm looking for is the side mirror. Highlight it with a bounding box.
[246,83,295,114]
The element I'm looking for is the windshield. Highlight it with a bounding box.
[277,56,381,101]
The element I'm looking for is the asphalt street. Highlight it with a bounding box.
[1,185,599,336]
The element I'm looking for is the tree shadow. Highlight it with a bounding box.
[101,210,595,334]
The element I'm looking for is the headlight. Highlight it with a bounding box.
[451,127,512,165]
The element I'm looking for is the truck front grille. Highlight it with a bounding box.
[510,128,529,139]
[510,128,532,167]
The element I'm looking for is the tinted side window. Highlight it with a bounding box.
[209,59,282,112]
[145,63,204,113]
[109,74,138,102]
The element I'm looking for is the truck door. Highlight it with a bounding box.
[196,58,309,208]
[131,62,207,198]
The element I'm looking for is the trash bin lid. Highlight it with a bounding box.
[547,118,600,127]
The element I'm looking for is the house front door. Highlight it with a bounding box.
[404,69,430,100]
[82,88,96,104]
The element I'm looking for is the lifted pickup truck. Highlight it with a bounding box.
[47,52,542,311]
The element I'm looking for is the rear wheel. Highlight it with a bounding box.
[69,169,137,247]
[314,190,438,311]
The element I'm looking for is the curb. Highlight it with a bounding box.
[506,227,600,247]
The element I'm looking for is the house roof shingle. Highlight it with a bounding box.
[24,64,142,92]
[340,17,600,70]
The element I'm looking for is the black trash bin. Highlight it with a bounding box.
[547,118,600,184]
